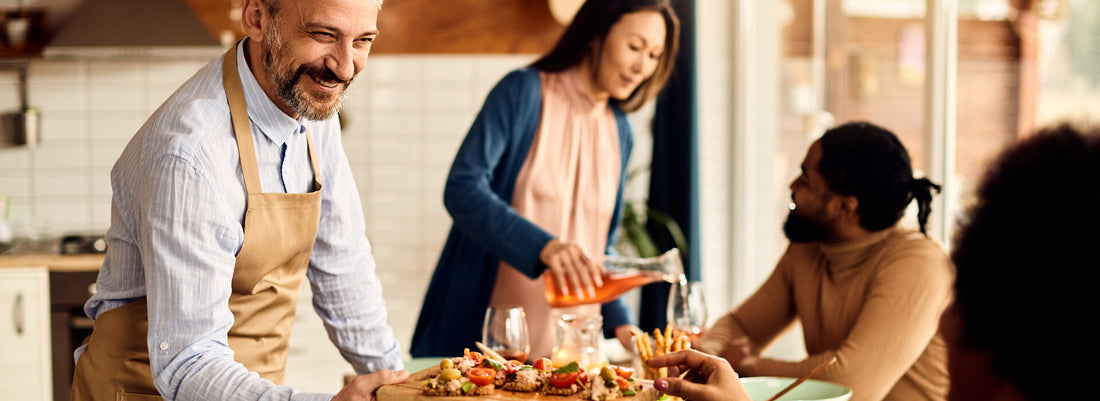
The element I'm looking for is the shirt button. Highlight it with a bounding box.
[159,342,169,351]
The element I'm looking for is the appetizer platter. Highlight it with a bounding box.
[377,349,660,401]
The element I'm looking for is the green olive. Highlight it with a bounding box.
[439,368,461,381]
[600,366,617,382]
[439,359,455,370]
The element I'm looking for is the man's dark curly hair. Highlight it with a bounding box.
[951,123,1098,400]
[818,121,941,234]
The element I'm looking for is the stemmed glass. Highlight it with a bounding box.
[666,280,708,341]
[482,306,531,362]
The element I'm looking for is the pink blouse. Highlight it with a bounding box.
[489,68,623,359]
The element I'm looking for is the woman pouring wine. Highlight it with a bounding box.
[410,0,681,361]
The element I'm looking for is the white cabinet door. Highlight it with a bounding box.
[0,267,52,401]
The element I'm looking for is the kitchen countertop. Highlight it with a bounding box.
[0,253,105,272]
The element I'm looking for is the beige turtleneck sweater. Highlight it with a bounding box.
[698,227,953,401]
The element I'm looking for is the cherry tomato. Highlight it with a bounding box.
[612,365,634,379]
[549,371,579,388]
[614,376,630,391]
[503,360,524,375]
[464,350,485,365]
[532,358,553,371]
[467,367,495,386]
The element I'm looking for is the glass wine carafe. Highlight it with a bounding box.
[545,248,685,308]
[550,313,606,371]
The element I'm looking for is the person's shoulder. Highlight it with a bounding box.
[882,227,946,254]
[495,67,541,91]
[148,61,231,129]
[876,227,953,277]
[133,63,233,162]
[480,67,541,116]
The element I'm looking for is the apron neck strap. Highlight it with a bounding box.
[222,42,264,194]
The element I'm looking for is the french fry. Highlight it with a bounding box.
[664,324,674,353]
[634,336,645,362]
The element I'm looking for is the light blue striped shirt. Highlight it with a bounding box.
[79,40,402,401]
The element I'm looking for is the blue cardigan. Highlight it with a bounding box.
[410,67,635,358]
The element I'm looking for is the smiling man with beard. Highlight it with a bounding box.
[696,121,954,401]
[69,1,409,401]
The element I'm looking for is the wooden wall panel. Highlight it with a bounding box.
[185,0,243,42]
[373,0,564,54]
[184,0,565,54]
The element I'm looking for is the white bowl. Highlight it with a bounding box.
[740,376,852,401]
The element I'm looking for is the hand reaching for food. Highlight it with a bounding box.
[646,349,752,401]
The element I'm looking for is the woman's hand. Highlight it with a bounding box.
[647,350,751,401]
[540,238,604,300]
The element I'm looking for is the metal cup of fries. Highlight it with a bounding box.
[631,324,693,380]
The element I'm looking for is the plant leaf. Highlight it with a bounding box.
[552,361,579,374]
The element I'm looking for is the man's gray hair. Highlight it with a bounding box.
[262,0,383,16]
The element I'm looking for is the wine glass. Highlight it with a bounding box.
[481,306,531,362]
[666,280,708,341]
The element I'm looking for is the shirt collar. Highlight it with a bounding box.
[235,38,307,146]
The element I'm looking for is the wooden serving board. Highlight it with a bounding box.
[378,366,660,401]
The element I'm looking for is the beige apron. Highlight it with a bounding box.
[70,43,324,401]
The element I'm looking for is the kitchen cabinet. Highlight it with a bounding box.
[0,266,53,401]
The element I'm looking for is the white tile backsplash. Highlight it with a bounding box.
[87,61,145,83]
[39,114,89,142]
[89,114,145,141]
[30,199,92,233]
[88,84,145,113]
[365,57,424,86]
[421,56,475,83]
[367,85,423,112]
[0,82,22,111]
[0,173,30,198]
[27,62,83,83]
[29,82,86,113]
[31,145,89,170]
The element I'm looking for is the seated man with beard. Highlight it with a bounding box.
[696,122,953,401]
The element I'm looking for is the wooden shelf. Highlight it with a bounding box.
[0,44,42,58]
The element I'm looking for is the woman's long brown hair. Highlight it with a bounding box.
[531,0,680,112]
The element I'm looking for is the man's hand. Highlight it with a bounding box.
[540,238,604,300]
[720,337,760,370]
[647,349,751,401]
[333,369,409,401]
[614,324,640,350]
